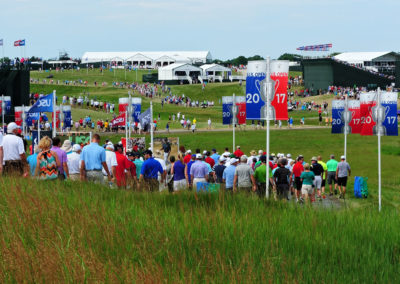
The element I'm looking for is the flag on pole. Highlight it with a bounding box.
[111,113,126,126]
[139,108,151,129]
[348,100,361,134]
[28,94,54,113]
[0,39,3,46]
[19,39,25,46]
[331,100,345,134]
[296,43,332,51]
[14,40,21,46]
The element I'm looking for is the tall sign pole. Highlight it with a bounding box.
[265,57,272,199]
[344,94,349,158]
[377,88,382,212]
[52,90,56,138]
[1,95,4,133]
[150,100,154,151]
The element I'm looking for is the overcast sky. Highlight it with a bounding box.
[1,0,399,60]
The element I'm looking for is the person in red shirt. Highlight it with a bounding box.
[183,150,192,164]
[114,144,133,188]
[233,146,244,158]
[205,151,215,168]
[292,155,305,201]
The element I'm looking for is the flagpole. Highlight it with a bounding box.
[344,94,348,158]
[1,95,4,133]
[52,90,56,138]
[128,91,132,140]
[232,93,236,151]
[150,100,154,151]
[265,57,271,199]
[377,88,382,212]
[38,113,41,146]
[125,110,128,155]
[22,104,25,137]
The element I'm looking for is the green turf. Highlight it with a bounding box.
[0,178,399,282]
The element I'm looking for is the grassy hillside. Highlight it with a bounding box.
[0,178,399,282]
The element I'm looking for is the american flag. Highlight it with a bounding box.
[297,43,332,51]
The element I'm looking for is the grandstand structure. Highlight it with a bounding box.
[333,51,399,75]
[81,51,212,68]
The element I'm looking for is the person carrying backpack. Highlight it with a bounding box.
[273,158,292,200]
[35,136,60,180]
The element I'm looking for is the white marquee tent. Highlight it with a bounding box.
[200,64,232,82]
[158,63,203,84]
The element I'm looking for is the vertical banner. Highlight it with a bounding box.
[348,100,361,134]
[62,105,72,128]
[53,106,61,128]
[235,96,247,125]
[132,97,142,122]
[360,92,376,136]
[119,97,129,114]
[331,100,345,134]
[24,106,39,126]
[14,106,23,126]
[379,92,398,136]
[245,60,289,120]
[222,96,233,125]
[32,130,52,148]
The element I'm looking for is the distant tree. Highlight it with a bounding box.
[0,57,11,64]
[29,56,42,62]
[278,53,302,61]
[247,55,264,61]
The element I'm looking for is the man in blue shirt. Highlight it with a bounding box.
[139,150,164,192]
[80,134,111,184]
[185,154,196,189]
[210,149,220,165]
[222,158,239,191]
[189,154,209,190]
[27,145,39,176]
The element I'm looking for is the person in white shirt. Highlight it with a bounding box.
[67,144,82,180]
[102,142,117,185]
[207,118,212,130]
[154,150,167,191]
[2,122,28,176]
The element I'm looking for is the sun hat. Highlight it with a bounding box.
[240,155,248,162]
[311,156,318,161]
[61,140,72,152]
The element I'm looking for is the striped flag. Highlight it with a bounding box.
[14,39,25,46]
[0,39,3,46]
[296,43,332,51]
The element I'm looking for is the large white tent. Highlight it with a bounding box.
[81,51,212,68]
[333,51,399,73]
[200,64,232,82]
[158,63,203,84]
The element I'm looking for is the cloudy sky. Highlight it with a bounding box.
[1,0,399,60]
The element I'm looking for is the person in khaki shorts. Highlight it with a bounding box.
[300,163,315,203]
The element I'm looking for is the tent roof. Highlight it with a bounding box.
[81,51,211,63]
[158,63,202,71]
[333,51,394,63]
[201,63,231,72]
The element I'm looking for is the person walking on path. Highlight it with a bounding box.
[317,156,328,198]
[311,157,324,201]
[273,158,292,200]
[300,163,315,203]
[171,153,186,192]
[222,158,239,191]
[139,150,164,192]
[336,155,351,199]
[326,154,339,196]
[233,155,256,193]
[189,154,209,190]
[292,155,304,202]
[254,155,273,197]
[51,137,69,180]
[80,134,111,184]
[35,136,60,180]
[2,122,28,176]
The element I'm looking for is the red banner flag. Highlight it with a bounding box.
[111,113,126,126]
[235,97,246,125]
[360,92,377,136]
[270,60,289,120]
[348,100,361,134]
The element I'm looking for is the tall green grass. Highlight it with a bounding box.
[0,178,399,282]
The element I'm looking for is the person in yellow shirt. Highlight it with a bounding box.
[317,156,328,198]
[193,118,197,125]
[104,121,109,132]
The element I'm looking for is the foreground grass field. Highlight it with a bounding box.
[0,178,399,282]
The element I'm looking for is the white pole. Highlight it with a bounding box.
[150,100,154,151]
[265,57,271,199]
[377,88,382,212]
[125,109,128,155]
[38,113,41,146]
[124,61,127,80]
[344,94,348,158]
[128,91,132,140]
[22,104,25,137]
[232,93,236,152]
[52,90,56,138]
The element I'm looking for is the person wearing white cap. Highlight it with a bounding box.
[2,122,28,176]
[102,142,117,184]
[189,154,209,190]
[336,156,351,199]
[213,156,226,187]
[68,144,82,181]
[222,158,239,191]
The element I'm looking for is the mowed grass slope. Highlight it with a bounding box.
[0,178,399,282]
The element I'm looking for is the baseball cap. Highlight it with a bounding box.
[219,156,226,162]
[311,156,317,161]
[341,155,346,160]
[271,153,276,157]
[237,145,240,149]
[240,155,248,162]
[230,158,239,164]
[7,122,20,133]
[203,150,207,155]
[187,149,192,154]
[72,144,81,152]
[196,153,202,159]
[212,148,216,152]
[144,149,153,155]
[287,153,292,158]
[260,155,266,163]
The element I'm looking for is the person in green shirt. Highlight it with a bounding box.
[317,156,328,198]
[253,155,273,197]
[326,155,339,196]
[300,163,315,203]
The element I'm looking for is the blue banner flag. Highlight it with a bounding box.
[139,108,151,129]
[380,92,398,136]
[331,100,345,134]
[63,108,72,128]
[222,96,233,125]
[132,98,142,123]
[28,94,54,113]
[26,112,40,126]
